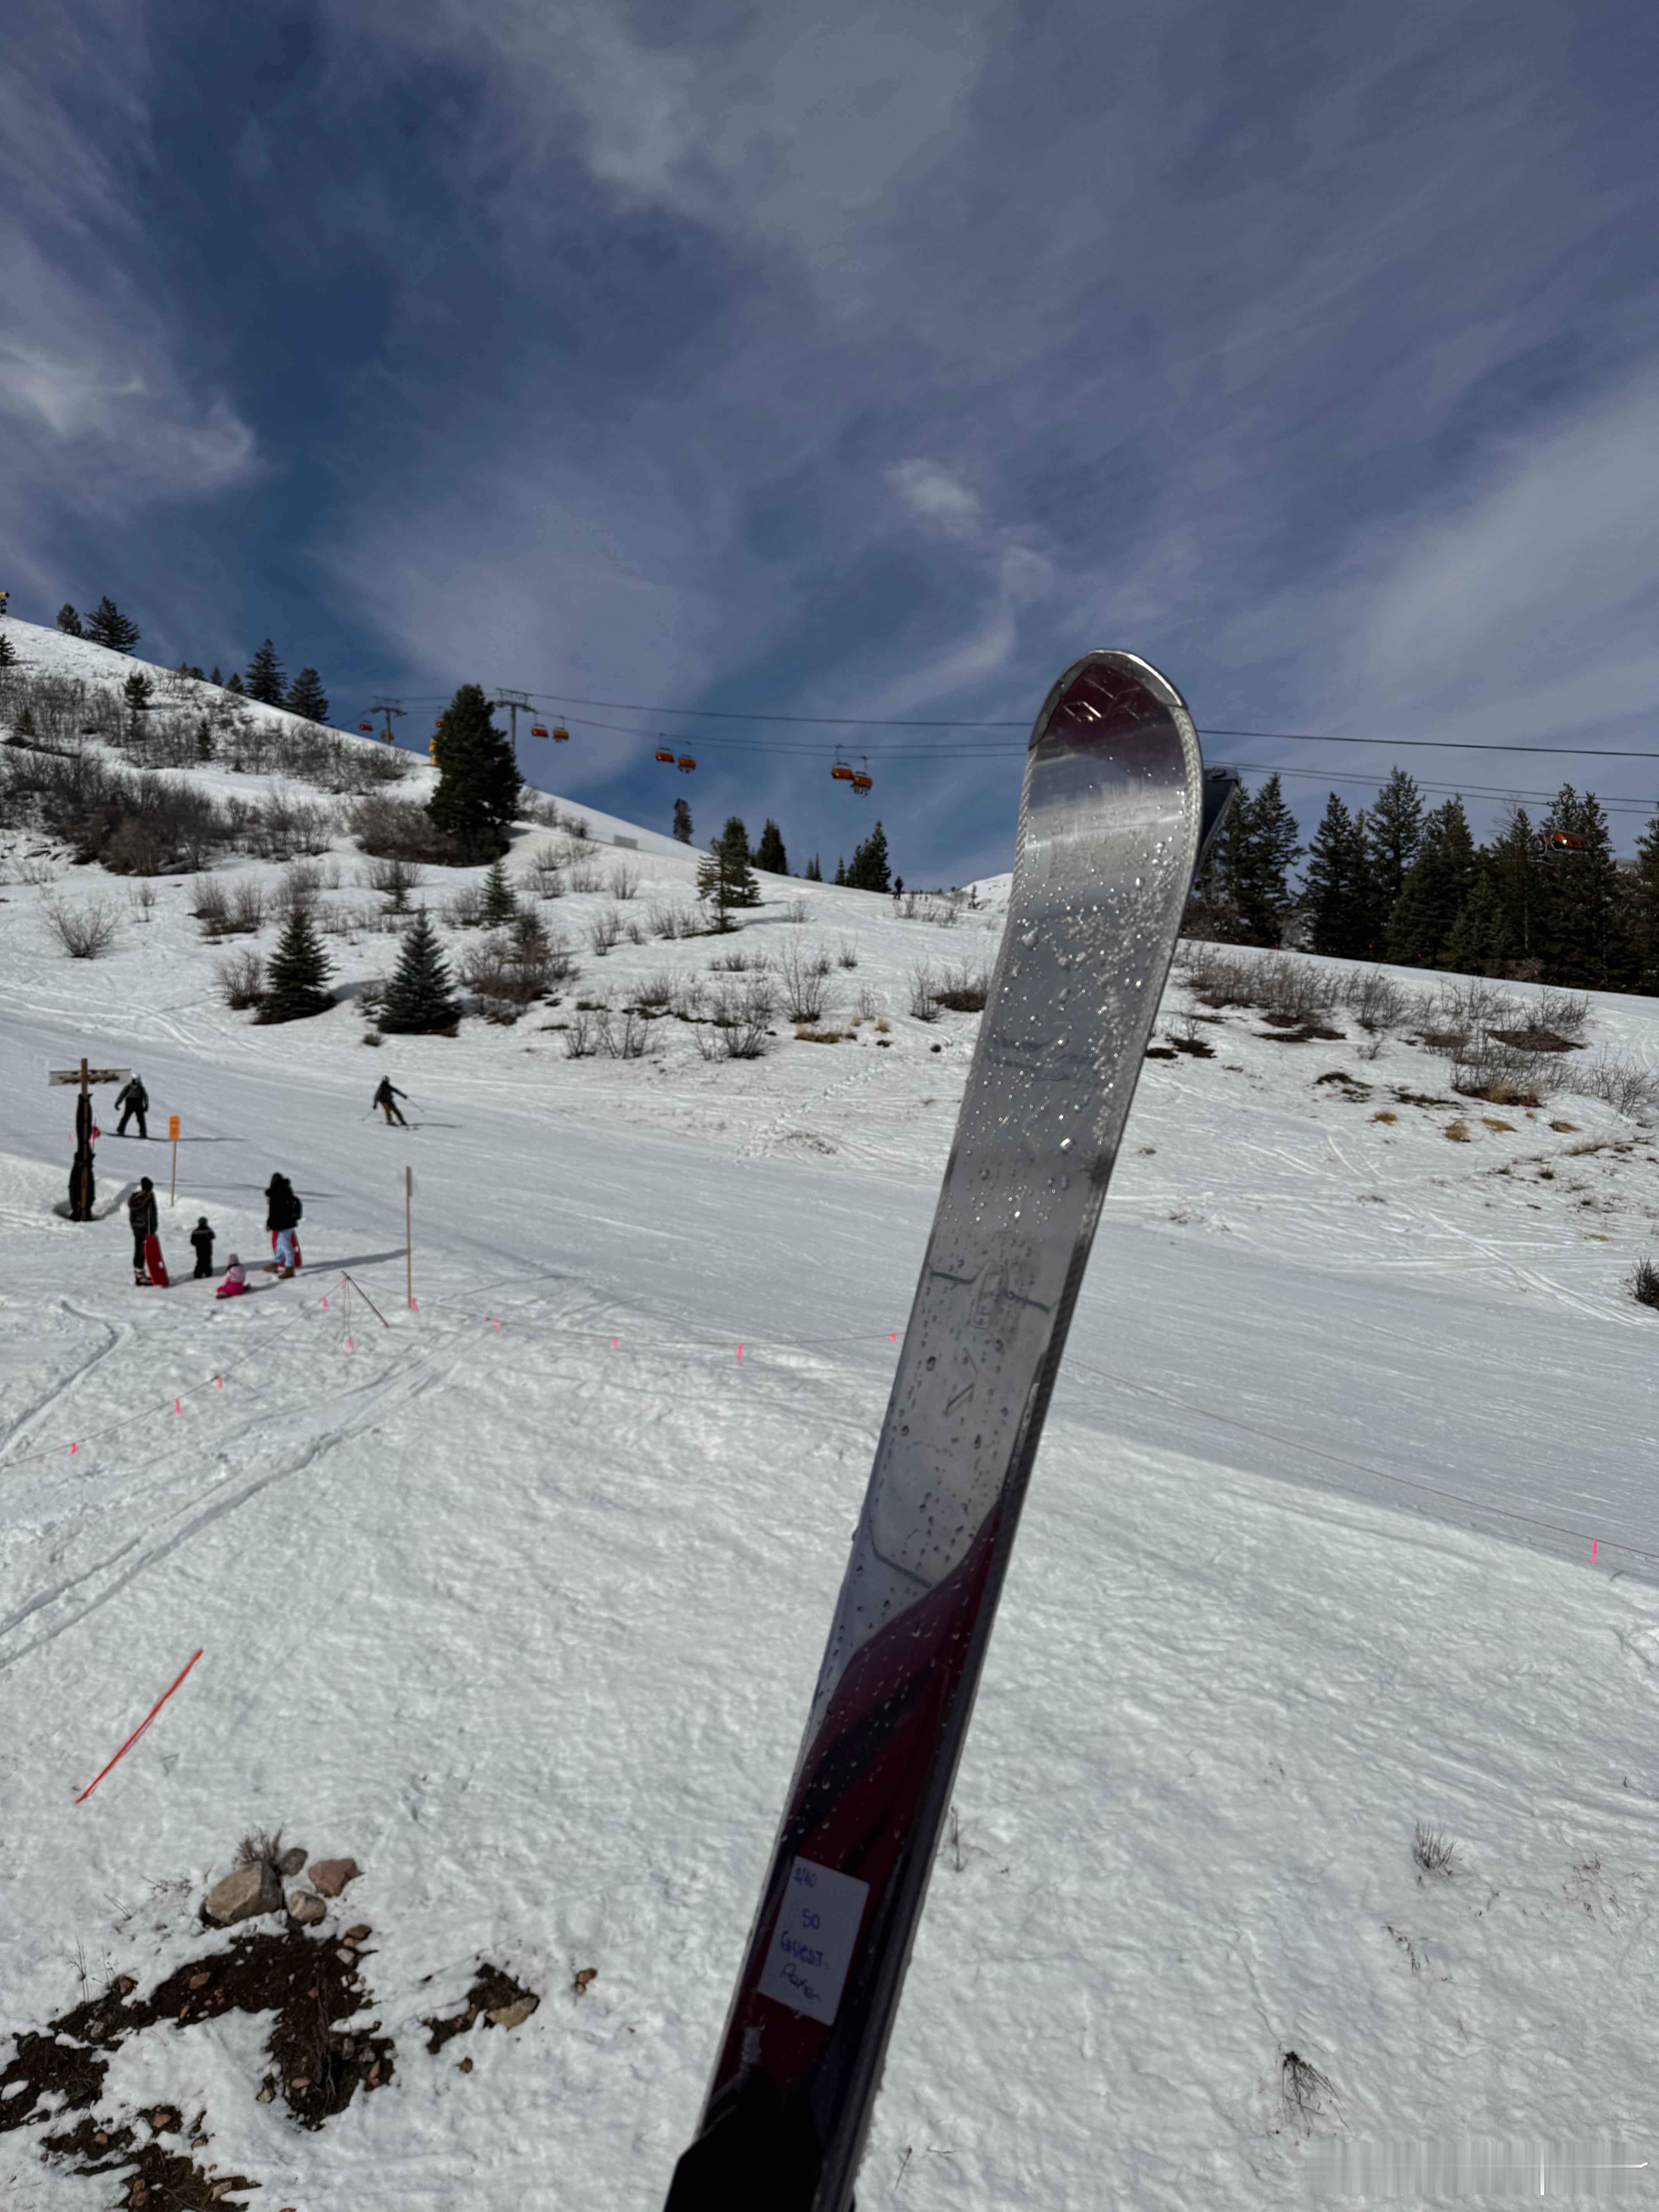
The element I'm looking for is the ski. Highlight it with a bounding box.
[665,652,1236,2212]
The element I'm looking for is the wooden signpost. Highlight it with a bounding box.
[48,1060,132,1221]
[169,1115,182,1206]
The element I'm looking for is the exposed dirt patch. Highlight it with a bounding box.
[1491,1026,1583,1053]
[2,1927,395,2202]
[422,1964,541,2054]
[1144,1044,1178,1059]
[1258,1016,1345,1043]
[1393,1087,1454,1108]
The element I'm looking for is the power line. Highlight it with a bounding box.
[348,691,1659,763]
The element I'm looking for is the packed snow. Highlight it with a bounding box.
[3,620,1659,2207]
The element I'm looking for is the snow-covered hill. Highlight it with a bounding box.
[3,616,1659,2209]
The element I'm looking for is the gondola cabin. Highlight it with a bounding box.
[1542,829,1589,857]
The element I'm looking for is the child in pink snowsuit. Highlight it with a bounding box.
[215,1255,248,1299]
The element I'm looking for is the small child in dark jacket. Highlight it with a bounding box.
[190,1217,216,1279]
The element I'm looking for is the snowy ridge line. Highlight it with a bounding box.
[1075,1360,1658,1571]
[0,1275,343,1471]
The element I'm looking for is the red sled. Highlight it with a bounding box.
[144,1233,170,1288]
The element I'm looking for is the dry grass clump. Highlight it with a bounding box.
[1630,1256,1659,1310]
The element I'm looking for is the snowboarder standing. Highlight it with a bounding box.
[190,1216,216,1278]
[127,1178,158,1287]
[373,1077,409,1127]
[264,1172,303,1277]
[114,1075,149,1139]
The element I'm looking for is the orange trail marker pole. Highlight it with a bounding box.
[77,1649,203,1803]
[168,1114,181,1205]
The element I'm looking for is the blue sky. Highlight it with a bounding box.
[6,1,1659,880]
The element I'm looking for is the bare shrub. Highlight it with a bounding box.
[45,898,118,957]
[601,1010,657,1059]
[837,941,859,969]
[1343,968,1408,1034]
[710,943,763,972]
[1413,1821,1458,1876]
[366,855,424,907]
[215,947,266,1008]
[909,963,941,1021]
[564,1011,602,1058]
[854,984,884,1022]
[445,883,484,928]
[698,981,773,1058]
[193,880,229,937]
[589,906,623,957]
[609,864,639,902]
[350,792,459,865]
[527,843,564,898]
[126,881,157,920]
[1449,1032,1548,1108]
[225,882,266,935]
[931,961,989,1013]
[1537,988,1590,1040]
[1280,2049,1338,2135]
[1630,1255,1659,1310]
[776,941,830,1023]
[634,971,675,1010]
[276,859,323,912]
[566,860,603,895]
[1571,1051,1659,1119]
[784,898,809,925]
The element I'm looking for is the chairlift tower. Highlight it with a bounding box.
[493,688,533,748]
[371,697,407,745]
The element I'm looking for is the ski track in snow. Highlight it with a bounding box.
[3,622,1659,2204]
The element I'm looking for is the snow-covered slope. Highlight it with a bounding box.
[3,620,1659,2208]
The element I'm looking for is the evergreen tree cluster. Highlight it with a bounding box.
[697,816,762,924]
[1197,766,1659,994]
[58,597,140,651]
[427,684,523,860]
[841,821,891,893]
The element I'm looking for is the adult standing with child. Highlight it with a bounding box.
[264,1172,303,1277]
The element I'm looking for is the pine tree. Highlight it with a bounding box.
[1534,786,1633,991]
[122,671,152,733]
[1302,793,1378,958]
[84,597,140,652]
[1630,811,1659,995]
[0,634,15,670]
[1442,868,1515,978]
[804,855,822,882]
[844,820,891,893]
[427,683,522,859]
[1485,807,1542,977]
[245,639,286,706]
[379,908,460,1033]
[1386,797,1476,968]
[57,604,84,637]
[479,858,518,925]
[1212,776,1301,944]
[286,667,329,724]
[1366,768,1424,911]
[697,818,759,925]
[753,818,788,874]
[258,905,335,1023]
[833,857,847,885]
[195,719,215,762]
[226,672,245,694]
[672,796,693,844]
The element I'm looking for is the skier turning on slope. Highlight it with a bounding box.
[127,1178,158,1287]
[373,1077,409,1127]
[114,1074,148,1139]
[264,1172,303,1278]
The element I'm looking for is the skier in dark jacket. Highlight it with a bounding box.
[115,1075,148,1139]
[190,1216,216,1279]
[264,1173,303,1276]
[373,1077,409,1127]
[128,1178,158,1286]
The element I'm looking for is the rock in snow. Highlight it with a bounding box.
[307,1857,361,1898]
[204,1861,282,1926]
[286,1890,326,1926]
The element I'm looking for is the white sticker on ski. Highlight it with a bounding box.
[757,1858,869,2026]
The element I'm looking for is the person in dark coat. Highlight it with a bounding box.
[128,1177,158,1286]
[190,1216,216,1278]
[264,1173,303,1276]
[373,1077,409,1127]
[114,1075,148,1138]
